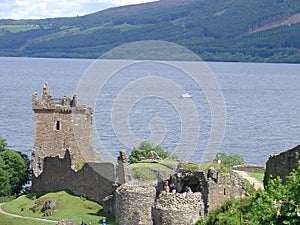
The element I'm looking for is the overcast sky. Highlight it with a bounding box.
[0,0,156,20]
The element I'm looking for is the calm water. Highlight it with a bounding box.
[0,57,299,164]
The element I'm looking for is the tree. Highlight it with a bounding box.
[0,138,7,151]
[128,141,175,164]
[213,153,245,168]
[0,157,10,196]
[0,137,30,196]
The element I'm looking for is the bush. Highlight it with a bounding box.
[213,153,245,168]
[128,141,175,164]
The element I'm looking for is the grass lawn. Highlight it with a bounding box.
[129,162,174,181]
[0,213,54,225]
[129,162,174,171]
[183,162,227,171]
[2,190,116,225]
[247,172,265,183]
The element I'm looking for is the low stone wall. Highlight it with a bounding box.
[232,164,265,173]
[153,192,204,225]
[32,150,127,204]
[114,185,156,225]
[266,145,300,183]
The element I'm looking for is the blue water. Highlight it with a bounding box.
[0,57,299,164]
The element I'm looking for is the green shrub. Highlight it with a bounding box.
[213,153,245,168]
[129,141,175,164]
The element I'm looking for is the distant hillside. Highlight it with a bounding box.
[0,0,299,63]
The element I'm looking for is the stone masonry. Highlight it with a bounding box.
[114,185,156,225]
[32,149,128,204]
[153,192,205,224]
[266,145,300,182]
[106,168,245,225]
[32,83,99,176]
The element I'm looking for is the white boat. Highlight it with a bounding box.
[180,93,192,98]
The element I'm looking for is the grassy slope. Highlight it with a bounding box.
[2,190,116,225]
[129,160,176,181]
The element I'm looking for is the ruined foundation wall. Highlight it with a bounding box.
[266,145,300,182]
[32,151,118,204]
[232,164,265,173]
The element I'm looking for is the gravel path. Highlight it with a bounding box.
[0,203,58,223]
[233,170,264,190]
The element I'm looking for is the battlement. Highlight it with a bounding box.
[32,82,92,114]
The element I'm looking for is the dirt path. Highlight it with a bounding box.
[0,203,58,223]
[233,170,264,190]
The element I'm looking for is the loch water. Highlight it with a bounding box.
[0,57,299,164]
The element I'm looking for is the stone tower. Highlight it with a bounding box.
[32,83,99,176]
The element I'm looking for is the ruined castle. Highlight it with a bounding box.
[31,83,246,225]
[31,83,129,202]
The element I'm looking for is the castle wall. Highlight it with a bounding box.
[33,110,92,159]
[153,192,205,225]
[32,150,120,204]
[114,185,156,225]
[166,168,245,212]
[266,145,300,182]
[206,169,245,211]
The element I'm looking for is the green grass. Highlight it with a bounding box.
[183,162,228,172]
[73,162,86,171]
[0,213,54,225]
[0,196,16,203]
[129,162,173,170]
[129,162,174,181]
[160,159,180,165]
[2,190,116,225]
[248,172,265,183]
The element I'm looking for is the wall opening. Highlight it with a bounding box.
[55,121,60,130]
[223,188,226,195]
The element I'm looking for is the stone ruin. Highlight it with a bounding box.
[31,83,246,225]
[103,168,245,225]
[31,83,130,204]
[266,145,300,183]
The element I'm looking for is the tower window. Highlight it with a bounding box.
[55,121,60,130]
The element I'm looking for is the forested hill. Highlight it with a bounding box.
[0,0,300,63]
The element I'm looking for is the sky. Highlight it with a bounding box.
[0,0,156,20]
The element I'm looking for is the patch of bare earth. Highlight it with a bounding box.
[247,12,300,35]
